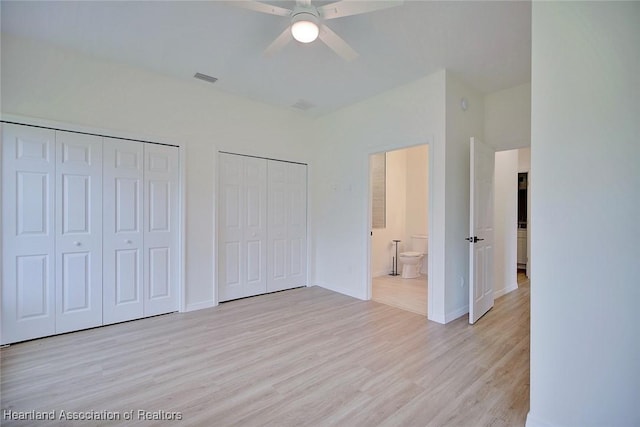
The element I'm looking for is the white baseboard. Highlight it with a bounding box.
[185,300,216,312]
[316,282,367,301]
[428,311,445,324]
[445,305,469,323]
[525,412,555,427]
[494,282,519,299]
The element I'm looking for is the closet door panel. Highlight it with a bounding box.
[1,124,56,344]
[269,163,287,285]
[103,138,144,324]
[242,157,268,297]
[55,131,103,333]
[144,144,178,316]
[288,163,307,282]
[218,153,267,302]
[267,161,307,292]
[218,153,242,301]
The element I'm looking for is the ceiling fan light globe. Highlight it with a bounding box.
[291,20,319,43]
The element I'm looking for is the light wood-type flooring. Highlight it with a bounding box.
[1,282,530,426]
[372,274,428,316]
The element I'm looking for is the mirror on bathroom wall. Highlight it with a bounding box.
[371,152,386,229]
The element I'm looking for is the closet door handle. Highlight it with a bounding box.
[125,239,133,244]
[74,241,82,247]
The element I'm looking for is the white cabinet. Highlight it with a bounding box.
[218,153,307,302]
[2,123,180,344]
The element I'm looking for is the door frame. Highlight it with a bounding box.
[0,114,187,313]
[365,138,434,317]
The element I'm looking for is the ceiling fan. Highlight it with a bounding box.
[231,0,403,61]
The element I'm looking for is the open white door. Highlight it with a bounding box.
[468,137,495,324]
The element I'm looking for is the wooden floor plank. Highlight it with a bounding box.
[1,282,529,426]
[372,274,428,315]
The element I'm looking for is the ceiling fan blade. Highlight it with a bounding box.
[318,25,358,61]
[229,1,292,17]
[319,0,403,20]
[264,27,293,57]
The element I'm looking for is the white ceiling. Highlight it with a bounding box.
[1,0,531,116]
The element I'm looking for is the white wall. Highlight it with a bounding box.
[493,150,518,298]
[443,73,485,321]
[405,144,429,245]
[528,2,640,426]
[518,147,531,173]
[0,35,315,311]
[309,70,447,321]
[2,35,487,326]
[371,149,408,277]
[485,82,531,151]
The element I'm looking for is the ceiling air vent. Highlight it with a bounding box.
[291,99,314,111]
[194,72,218,84]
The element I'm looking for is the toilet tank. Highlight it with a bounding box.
[411,235,428,254]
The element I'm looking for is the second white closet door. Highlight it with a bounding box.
[103,138,144,324]
[144,144,179,316]
[267,161,307,292]
[218,153,267,302]
[55,131,103,334]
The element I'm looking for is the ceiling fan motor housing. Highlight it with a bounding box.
[291,8,320,43]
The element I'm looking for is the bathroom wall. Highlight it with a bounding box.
[405,145,429,245]
[371,149,408,277]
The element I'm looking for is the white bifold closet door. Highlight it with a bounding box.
[1,124,57,343]
[54,131,103,333]
[218,153,268,302]
[218,153,306,302]
[144,143,179,316]
[2,123,180,344]
[267,161,307,292]
[103,138,144,324]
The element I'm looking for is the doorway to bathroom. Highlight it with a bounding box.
[368,144,429,316]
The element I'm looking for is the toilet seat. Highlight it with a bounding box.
[400,251,422,257]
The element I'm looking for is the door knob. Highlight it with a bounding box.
[466,236,485,243]
[74,241,81,247]
[125,239,132,244]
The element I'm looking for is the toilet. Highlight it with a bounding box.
[399,235,428,279]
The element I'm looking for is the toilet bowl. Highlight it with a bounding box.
[398,251,423,278]
[399,235,428,279]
